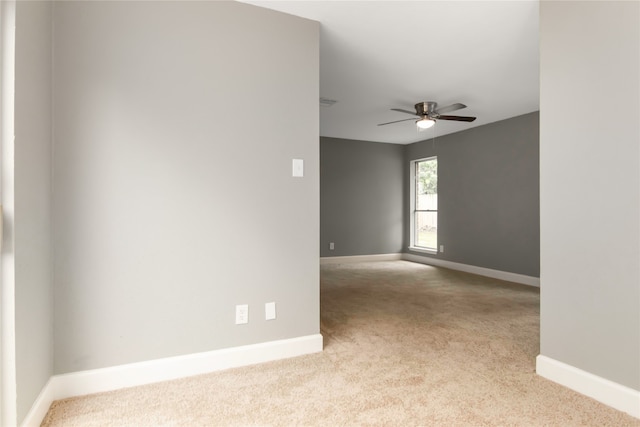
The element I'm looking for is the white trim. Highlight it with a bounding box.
[409,156,438,250]
[536,355,640,419]
[320,253,403,264]
[1,2,17,426]
[21,334,323,427]
[19,377,55,427]
[409,158,417,246]
[402,253,540,287]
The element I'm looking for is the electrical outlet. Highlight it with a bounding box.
[329,242,335,250]
[265,302,276,320]
[440,245,445,253]
[235,304,248,324]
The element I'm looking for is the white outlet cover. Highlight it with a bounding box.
[265,302,276,320]
[235,304,249,324]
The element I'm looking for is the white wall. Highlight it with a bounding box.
[53,1,319,374]
[540,0,639,391]
[13,1,53,424]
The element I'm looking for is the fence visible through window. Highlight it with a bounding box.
[415,194,437,248]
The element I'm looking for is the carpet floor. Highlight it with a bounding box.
[42,261,639,426]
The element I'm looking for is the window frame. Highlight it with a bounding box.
[409,156,438,254]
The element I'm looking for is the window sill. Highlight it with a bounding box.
[408,246,438,255]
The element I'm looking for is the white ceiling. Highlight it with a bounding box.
[241,1,539,144]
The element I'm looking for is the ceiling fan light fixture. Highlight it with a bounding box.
[416,118,435,129]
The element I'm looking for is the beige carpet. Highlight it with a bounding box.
[42,261,639,426]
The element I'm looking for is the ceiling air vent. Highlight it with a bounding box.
[319,97,337,107]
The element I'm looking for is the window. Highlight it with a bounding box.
[410,157,437,252]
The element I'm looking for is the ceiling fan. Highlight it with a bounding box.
[378,101,476,129]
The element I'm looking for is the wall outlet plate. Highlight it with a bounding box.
[265,302,276,320]
[235,304,248,324]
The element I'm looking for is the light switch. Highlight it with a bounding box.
[292,159,304,177]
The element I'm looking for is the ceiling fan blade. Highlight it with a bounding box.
[437,115,476,122]
[377,117,417,126]
[435,103,467,114]
[390,108,418,116]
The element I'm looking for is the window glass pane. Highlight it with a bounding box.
[415,211,437,249]
[416,159,437,210]
[416,193,438,211]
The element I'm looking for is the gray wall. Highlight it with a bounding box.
[405,112,540,277]
[53,1,319,374]
[320,137,404,257]
[540,1,639,390]
[14,1,53,423]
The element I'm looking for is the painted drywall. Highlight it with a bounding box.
[540,1,639,390]
[53,1,319,374]
[14,1,53,423]
[320,137,404,257]
[404,112,540,277]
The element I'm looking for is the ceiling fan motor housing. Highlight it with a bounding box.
[415,102,438,118]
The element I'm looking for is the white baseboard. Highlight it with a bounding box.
[21,334,323,427]
[20,377,56,427]
[320,253,403,264]
[536,355,640,419]
[402,253,540,287]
